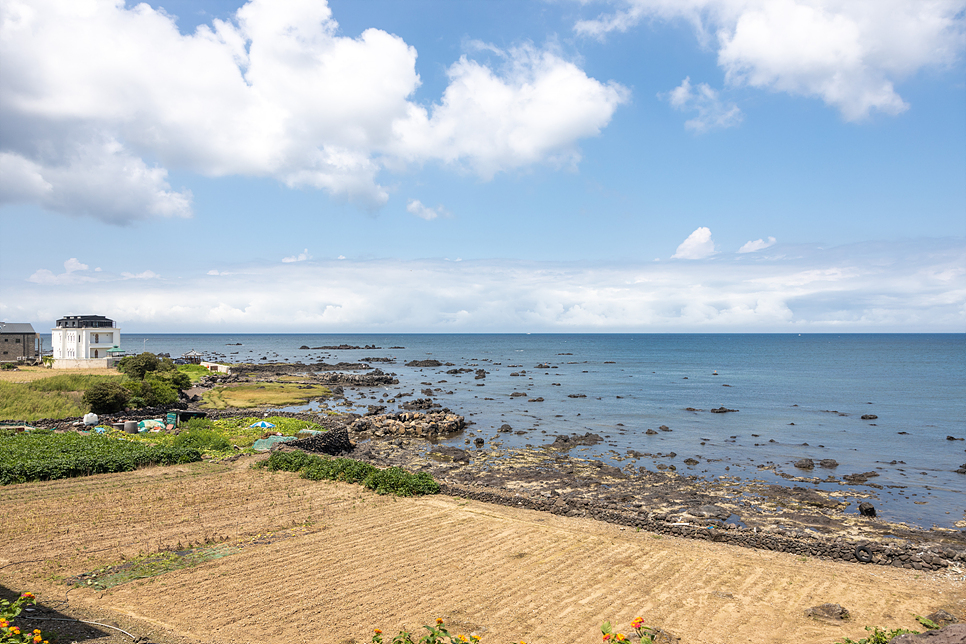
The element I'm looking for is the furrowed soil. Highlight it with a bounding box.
[1,458,962,644]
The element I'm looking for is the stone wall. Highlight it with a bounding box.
[439,482,966,572]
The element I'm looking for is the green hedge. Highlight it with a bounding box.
[0,432,202,485]
[257,451,440,497]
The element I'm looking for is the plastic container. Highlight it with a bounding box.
[123,421,138,434]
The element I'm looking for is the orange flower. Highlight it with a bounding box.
[603,635,611,641]
[34,636,43,643]
[616,634,627,642]
[631,617,644,629]
[436,618,444,625]
[0,618,8,627]
[11,627,21,635]
[21,592,35,600]
[374,629,382,634]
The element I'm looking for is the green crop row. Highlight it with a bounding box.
[256,451,440,497]
[0,432,202,485]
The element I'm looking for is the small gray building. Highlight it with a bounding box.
[0,322,40,363]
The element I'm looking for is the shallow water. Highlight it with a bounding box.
[125,333,966,529]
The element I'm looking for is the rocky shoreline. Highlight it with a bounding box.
[12,363,966,572]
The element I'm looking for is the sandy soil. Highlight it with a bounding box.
[2,458,963,644]
[0,366,119,383]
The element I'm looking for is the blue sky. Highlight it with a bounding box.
[1,0,964,332]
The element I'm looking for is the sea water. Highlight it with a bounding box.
[122,333,966,530]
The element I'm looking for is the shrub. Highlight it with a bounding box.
[256,451,439,497]
[117,352,161,380]
[82,381,131,414]
[364,467,440,496]
[173,429,230,452]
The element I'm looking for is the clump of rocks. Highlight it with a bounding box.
[349,411,465,440]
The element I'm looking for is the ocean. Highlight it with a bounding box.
[121,333,966,530]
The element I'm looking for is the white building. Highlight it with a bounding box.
[51,315,122,368]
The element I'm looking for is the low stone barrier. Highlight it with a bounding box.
[438,482,966,571]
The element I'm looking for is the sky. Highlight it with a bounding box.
[1,0,964,333]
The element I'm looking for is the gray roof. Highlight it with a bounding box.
[0,322,37,335]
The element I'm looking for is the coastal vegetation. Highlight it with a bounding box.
[257,450,440,497]
[0,356,205,420]
[201,382,332,409]
[0,431,201,485]
[0,373,125,420]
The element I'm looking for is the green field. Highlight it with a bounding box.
[0,431,202,485]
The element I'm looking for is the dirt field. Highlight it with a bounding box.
[1,458,962,644]
[0,365,119,383]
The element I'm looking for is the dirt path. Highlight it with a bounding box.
[2,458,962,644]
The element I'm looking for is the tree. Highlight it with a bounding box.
[117,352,160,380]
[83,381,131,414]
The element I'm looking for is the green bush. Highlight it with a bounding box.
[173,429,230,452]
[0,432,201,485]
[363,467,440,496]
[117,352,162,379]
[82,381,131,414]
[257,451,439,497]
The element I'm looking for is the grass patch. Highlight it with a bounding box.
[257,451,440,497]
[0,373,129,421]
[177,363,212,383]
[106,416,331,455]
[0,432,202,484]
[202,382,332,409]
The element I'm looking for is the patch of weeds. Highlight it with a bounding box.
[71,545,239,590]
[256,451,440,496]
[835,626,919,644]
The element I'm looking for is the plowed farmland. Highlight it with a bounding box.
[1,457,962,644]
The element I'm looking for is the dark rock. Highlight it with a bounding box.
[861,414,878,420]
[659,425,670,431]
[430,446,470,463]
[299,345,310,350]
[535,363,550,369]
[819,459,839,468]
[795,459,815,470]
[804,603,850,621]
[287,427,353,456]
[498,424,513,433]
[547,432,604,450]
[956,464,966,474]
[365,405,387,416]
[844,471,880,484]
[405,359,443,367]
[474,437,485,448]
[646,429,658,435]
[859,502,876,517]
[947,436,965,441]
[401,398,441,411]
[527,397,544,402]
[510,392,527,397]
[684,458,699,466]
[710,406,739,413]
[690,504,729,519]
[568,394,587,398]
[889,624,966,644]
[924,610,958,628]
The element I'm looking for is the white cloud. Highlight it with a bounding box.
[738,236,777,252]
[672,226,717,259]
[664,77,743,131]
[63,258,88,273]
[27,257,95,284]
[576,0,966,120]
[390,44,629,178]
[282,249,312,263]
[6,240,963,332]
[407,199,450,220]
[0,1,627,222]
[121,270,160,280]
